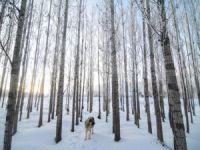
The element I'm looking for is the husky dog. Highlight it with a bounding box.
[85,117,95,140]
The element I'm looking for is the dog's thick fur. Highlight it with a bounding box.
[85,117,95,140]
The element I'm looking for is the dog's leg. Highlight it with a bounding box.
[89,129,91,139]
[84,129,87,140]
[92,127,94,134]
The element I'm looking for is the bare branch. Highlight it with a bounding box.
[134,0,160,36]
[9,1,20,13]
[0,40,12,66]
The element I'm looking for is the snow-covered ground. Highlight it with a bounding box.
[0,97,200,150]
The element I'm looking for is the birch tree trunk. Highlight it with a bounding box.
[120,0,129,121]
[184,1,200,106]
[130,1,137,126]
[136,60,140,127]
[51,0,62,120]
[66,60,71,115]
[146,0,163,142]
[158,63,165,122]
[80,32,87,122]
[158,0,187,149]
[27,0,44,119]
[75,0,83,125]
[3,0,27,149]
[89,18,94,113]
[141,0,152,134]
[97,22,101,119]
[184,34,196,116]
[48,0,62,122]
[13,0,34,134]
[170,0,189,133]
[38,0,53,127]
[55,0,69,143]
[78,30,84,121]
[110,0,120,141]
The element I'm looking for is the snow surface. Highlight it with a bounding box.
[0,97,200,150]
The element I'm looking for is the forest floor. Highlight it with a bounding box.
[0,97,200,150]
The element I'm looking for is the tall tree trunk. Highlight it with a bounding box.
[184,2,200,106]
[13,0,34,135]
[49,0,62,122]
[27,0,44,119]
[36,79,41,112]
[130,1,137,125]
[38,0,53,127]
[87,65,90,112]
[51,0,62,120]
[120,58,125,112]
[146,0,163,142]
[89,21,94,113]
[106,63,110,123]
[78,2,86,118]
[55,0,69,143]
[110,0,120,141]
[136,60,140,127]
[3,0,27,149]
[157,56,165,122]
[119,60,124,112]
[170,0,189,133]
[80,39,87,122]
[71,4,83,132]
[66,60,71,115]
[158,0,187,149]
[78,38,83,120]
[97,25,101,119]
[184,35,196,116]
[120,0,129,121]
[141,0,152,134]
[75,0,83,126]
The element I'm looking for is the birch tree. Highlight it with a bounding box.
[3,0,27,149]
[71,0,82,131]
[27,0,44,119]
[110,0,120,141]
[120,0,129,121]
[158,0,187,149]
[50,0,63,120]
[170,0,189,133]
[55,0,69,143]
[146,0,163,142]
[13,0,34,134]
[38,0,53,127]
[141,0,152,134]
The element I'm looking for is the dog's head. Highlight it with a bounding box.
[88,117,95,126]
[85,117,95,128]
